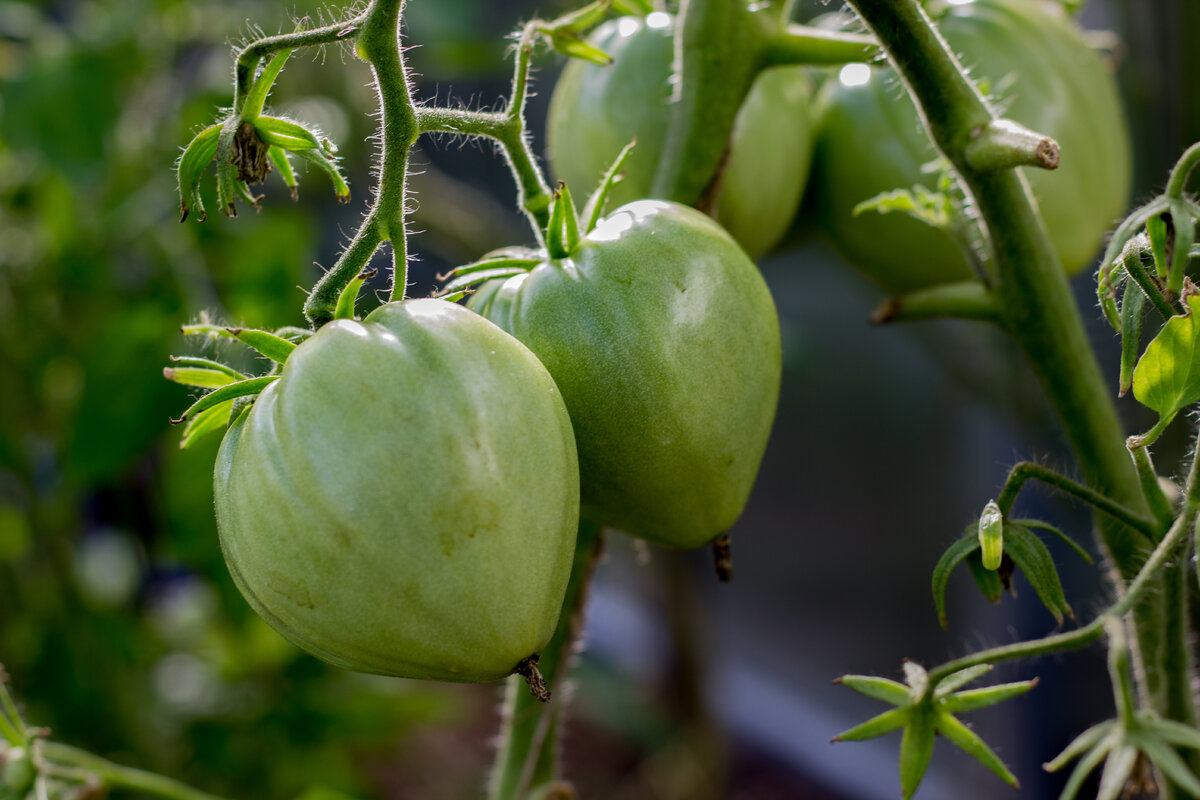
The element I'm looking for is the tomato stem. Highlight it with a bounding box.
[760,25,878,67]
[963,119,1060,173]
[869,281,1000,325]
[37,742,233,800]
[303,0,419,327]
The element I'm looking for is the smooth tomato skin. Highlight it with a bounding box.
[472,201,781,549]
[214,299,579,683]
[810,0,1131,294]
[546,15,814,260]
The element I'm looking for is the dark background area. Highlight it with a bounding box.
[1,0,1198,797]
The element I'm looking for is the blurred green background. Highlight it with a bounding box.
[1,0,1198,798]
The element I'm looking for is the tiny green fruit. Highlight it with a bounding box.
[214,299,580,682]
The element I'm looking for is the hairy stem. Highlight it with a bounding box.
[489,520,605,800]
[37,742,232,800]
[844,0,1167,713]
[234,15,368,111]
[303,0,418,326]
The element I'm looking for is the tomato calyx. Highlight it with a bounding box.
[164,320,316,450]
[437,141,638,301]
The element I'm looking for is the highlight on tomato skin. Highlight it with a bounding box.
[809,0,1131,294]
[213,299,581,684]
[470,199,782,550]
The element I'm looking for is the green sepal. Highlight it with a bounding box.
[171,376,277,424]
[612,0,653,14]
[1148,212,1169,281]
[1054,731,1116,800]
[1132,293,1200,434]
[1166,201,1195,296]
[582,139,637,233]
[965,549,1006,604]
[269,146,299,201]
[254,116,325,151]
[274,327,314,344]
[898,706,935,800]
[166,356,248,382]
[215,117,240,217]
[181,325,297,364]
[179,399,234,450]
[934,709,1019,788]
[1016,518,1093,564]
[439,266,530,296]
[940,679,1039,713]
[1119,277,1145,397]
[934,664,992,697]
[163,367,239,389]
[1043,721,1116,773]
[931,528,982,629]
[293,146,351,204]
[1095,745,1138,800]
[242,49,293,121]
[1004,522,1072,626]
[334,270,376,320]
[1131,730,1200,796]
[549,29,613,65]
[977,500,1003,570]
[1141,715,1200,750]
[834,675,910,706]
[446,255,541,278]
[832,707,908,742]
[177,124,222,222]
[546,184,580,259]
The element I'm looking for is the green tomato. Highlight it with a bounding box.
[2,748,33,794]
[546,14,814,260]
[471,200,781,549]
[810,0,1131,294]
[214,299,579,683]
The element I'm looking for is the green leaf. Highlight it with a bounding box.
[834,675,910,706]
[1166,202,1195,295]
[1004,523,1072,625]
[1132,293,1200,426]
[172,376,277,424]
[177,124,222,222]
[179,399,234,450]
[163,367,239,389]
[832,707,909,742]
[582,139,637,233]
[977,500,1003,570]
[931,529,982,629]
[612,0,653,14]
[1016,518,1094,564]
[899,707,936,800]
[934,664,992,697]
[1119,277,1145,397]
[934,710,1019,788]
[942,679,1039,713]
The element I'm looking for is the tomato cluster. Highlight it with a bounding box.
[197,0,1131,688]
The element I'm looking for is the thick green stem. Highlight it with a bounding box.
[844,0,1166,712]
[38,742,232,800]
[761,26,878,66]
[303,0,418,327]
[488,520,604,800]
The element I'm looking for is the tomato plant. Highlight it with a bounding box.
[545,14,814,259]
[215,299,579,682]
[469,199,781,549]
[810,0,1131,293]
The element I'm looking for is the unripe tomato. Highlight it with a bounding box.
[471,200,781,549]
[810,0,1131,294]
[214,299,579,682]
[546,14,814,260]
